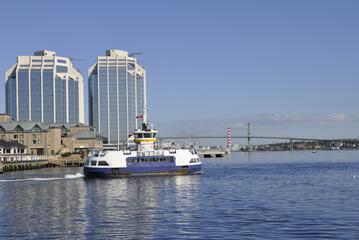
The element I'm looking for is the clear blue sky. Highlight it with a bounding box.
[0,0,358,138]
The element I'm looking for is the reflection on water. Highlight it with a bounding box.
[80,175,201,239]
[0,170,87,239]
[1,151,359,239]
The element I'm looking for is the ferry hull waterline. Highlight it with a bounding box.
[84,164,202,178]
[83,115,202,178]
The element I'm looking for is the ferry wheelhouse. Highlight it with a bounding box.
[83,123,202,177]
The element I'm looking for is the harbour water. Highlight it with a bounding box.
[0,151,359,239]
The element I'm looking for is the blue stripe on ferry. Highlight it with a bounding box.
[84,164,201,177]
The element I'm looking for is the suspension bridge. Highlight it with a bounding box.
[158,123,359,151]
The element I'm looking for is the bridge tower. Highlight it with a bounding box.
[247,123,253,152]
[227,128,232,147]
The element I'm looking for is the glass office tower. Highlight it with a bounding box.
[88,49,146,144]
[5,50,84,124]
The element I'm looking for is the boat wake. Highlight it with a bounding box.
[0,173,84,182]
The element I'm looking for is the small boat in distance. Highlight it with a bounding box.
[83,122,202,178]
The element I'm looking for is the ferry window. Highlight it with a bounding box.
[144,133,151,138]
[91,161,97,166]
[98,161,109,166]
[153,133,157,138]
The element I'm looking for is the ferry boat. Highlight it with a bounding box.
[83,123,202,178]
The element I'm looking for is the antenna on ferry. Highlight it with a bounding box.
[143,105,148,125]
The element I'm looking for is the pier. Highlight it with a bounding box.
[0,155,85,174]
[47,156,85,167]
[197,149,229,158]
[0,154,49,174]
[0,160,48,173]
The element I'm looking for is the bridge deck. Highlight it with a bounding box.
[159,136,359,141]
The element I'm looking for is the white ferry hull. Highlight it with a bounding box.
[83,149,202,178]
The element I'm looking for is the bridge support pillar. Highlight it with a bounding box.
[290,139,294,151]
[247,123,253,152]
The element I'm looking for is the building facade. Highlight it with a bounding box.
[5,50,84,124]
[0,116,103,155]
[88,49,146,144]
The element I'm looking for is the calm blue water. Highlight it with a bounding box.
[0,151,359,239]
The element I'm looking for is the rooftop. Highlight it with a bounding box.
[0,121,85,132]
[105,49,128,58]
[34,50,56,56]
[0,139,26,149]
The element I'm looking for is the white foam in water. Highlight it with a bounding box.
[0,173,84,183]
[64,173,84,179]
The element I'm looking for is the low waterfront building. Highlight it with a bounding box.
[0,139,27,161]
[0,139,26,155]
[0,114,12,122]
[0,116,103,155]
